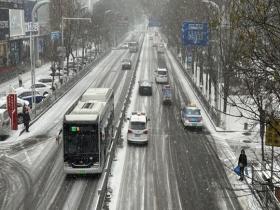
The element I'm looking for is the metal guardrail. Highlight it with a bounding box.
[168,48,221,126]
[95,35,145,210]
[252,166,280,210]
[18,51,111,135]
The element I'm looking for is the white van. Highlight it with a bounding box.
[0,109,10,139]
[127,112,149,144]
[155,68,168,83]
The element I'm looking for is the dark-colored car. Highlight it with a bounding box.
[17,89,45,108]
[138,80,152,96]
[122,59,132,70]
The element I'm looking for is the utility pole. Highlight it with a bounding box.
[30,0,50,112]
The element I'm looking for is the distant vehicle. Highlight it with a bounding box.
[49,71,64,77]
[162,85,172,105]
[155,67,168,83]
[181,104,203,130]
[157,43,165,53]
[63,88,114,174]
[121,58,132,70]
[0,109,10,139]
[16,88,45,107]
[37,77,56,90]
[129,41,138,53]
[0,97,29,124]
[138,80,152,96]
[30,82,53,96]
[127,112,149,144]
[121,42,129,49]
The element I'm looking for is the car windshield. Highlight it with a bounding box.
[130,121,146,130]
[184,108,201,116]
[158,71,167,75]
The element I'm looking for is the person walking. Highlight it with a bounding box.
[18,73,23,87]
[22,104,31,132]
[238,149,247,181]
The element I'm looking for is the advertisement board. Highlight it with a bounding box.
[0,9,9,40]
[7,94,18,130]
[9,9,25,37]
[0,0,24,9]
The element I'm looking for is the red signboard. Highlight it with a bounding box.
[7,94,18,130]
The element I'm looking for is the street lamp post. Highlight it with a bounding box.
[30,0,50,112]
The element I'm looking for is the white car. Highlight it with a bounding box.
[127,112,149,144]
[37,77,57,90]
[121,42,129,49]
[181,104,203,130]
[0,97,29,124]
[30,82,52,96]
[155,67,168,83]
[0,109,10,139]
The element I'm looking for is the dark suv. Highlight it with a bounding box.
[138,80,152,96]
[121,59,132,70]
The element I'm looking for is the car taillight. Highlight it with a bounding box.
[187,117,192,121]
[143,129,148,134]
[128,129,133,133]
[197,117,202,122]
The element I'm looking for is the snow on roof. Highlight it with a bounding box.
[71,101,105,115]
[130,113,146,123]
[157,68,167,72]
[81,88,112,102]
[139,80,152,87]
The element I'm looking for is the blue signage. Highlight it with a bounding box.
[181,21,208,46]
[51,31,61,41]
[148,17,161,27]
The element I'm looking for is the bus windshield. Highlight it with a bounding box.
[64,124,99,155]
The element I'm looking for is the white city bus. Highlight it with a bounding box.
[63,88,114,174]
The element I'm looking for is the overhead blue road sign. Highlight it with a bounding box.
[51,31,61,41]
[181,21,208,46]
[148,17,161,27]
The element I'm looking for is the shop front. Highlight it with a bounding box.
[0,8,10,71]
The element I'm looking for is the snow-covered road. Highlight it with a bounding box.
[108,31,244,210]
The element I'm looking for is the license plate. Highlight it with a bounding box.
[135,134,141,137]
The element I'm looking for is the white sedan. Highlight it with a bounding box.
[30,82,53,96]
[127,112,150,144]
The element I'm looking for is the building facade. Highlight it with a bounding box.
[0,0,50,72]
